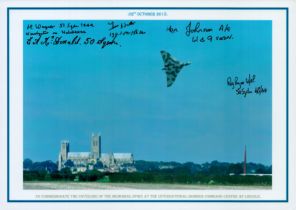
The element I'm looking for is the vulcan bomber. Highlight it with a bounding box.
[160,50,191,87]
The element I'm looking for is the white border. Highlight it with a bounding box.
[8,8,287,202]
[0,0,295,210]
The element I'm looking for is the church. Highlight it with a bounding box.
[57,133,134,172]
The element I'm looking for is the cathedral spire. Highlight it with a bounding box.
[243,145,247,175]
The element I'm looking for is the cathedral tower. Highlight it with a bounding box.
[60,140,69,161]
[91,133,101,159]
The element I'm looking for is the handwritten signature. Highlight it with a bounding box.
[166,21,233,44]
[227,74,267,97]
[25,21,146,49]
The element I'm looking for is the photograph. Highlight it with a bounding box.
[22,19,272,190]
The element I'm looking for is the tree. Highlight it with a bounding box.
[228,163,243,175]
[64,160,74,168]
[60,167,75,180]
[30,160,57,172]
[94,161,104,169]
[23,159,33,170]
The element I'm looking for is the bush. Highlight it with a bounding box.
[23,170,47,181]
[78,170,104,181]
[59,168,75,180]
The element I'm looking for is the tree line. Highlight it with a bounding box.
[23,159,272,185]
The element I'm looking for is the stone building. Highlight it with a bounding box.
[57,133,134,171]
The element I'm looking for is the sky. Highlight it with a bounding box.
[23,20,272,165]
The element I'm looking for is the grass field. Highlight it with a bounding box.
[23,181,272,190]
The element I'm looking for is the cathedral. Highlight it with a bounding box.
[57,133,134,172]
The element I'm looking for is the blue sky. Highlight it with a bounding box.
[24,20,272,165]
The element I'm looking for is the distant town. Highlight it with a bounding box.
[23,132,272,186]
